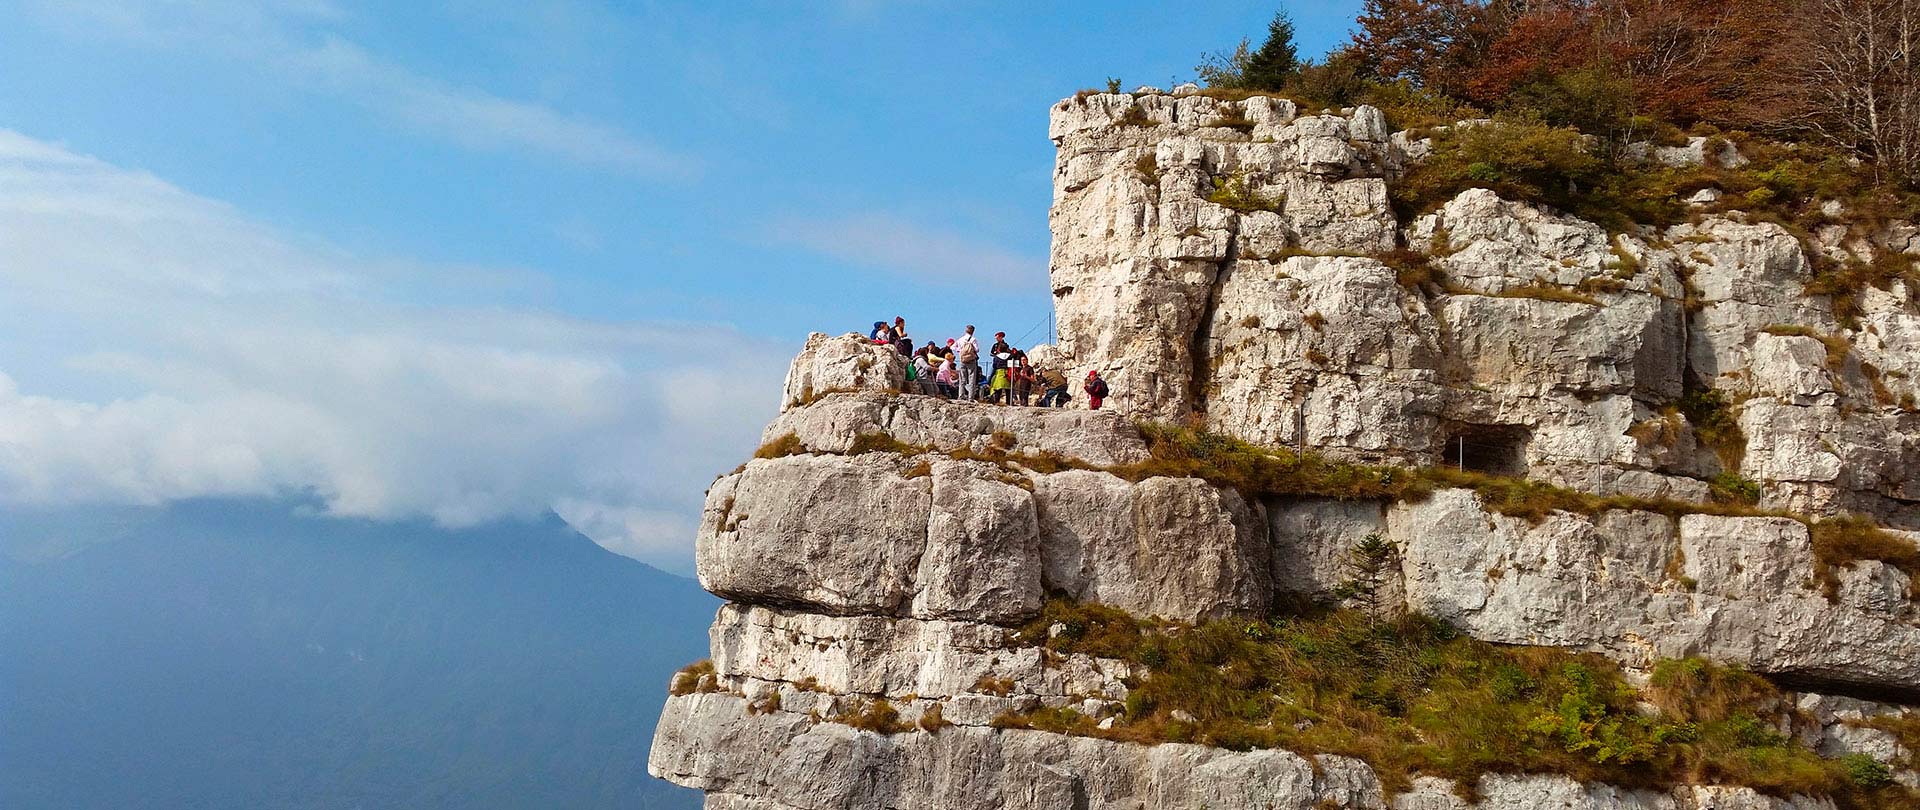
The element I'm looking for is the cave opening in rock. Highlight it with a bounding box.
[1439,424,1532,477]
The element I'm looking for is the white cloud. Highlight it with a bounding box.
[25,0,689,178]
[0,130,780,567]
[769,212,1042,286]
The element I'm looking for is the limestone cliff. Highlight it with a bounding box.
[649,91,1920,809]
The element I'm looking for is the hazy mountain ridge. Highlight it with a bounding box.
[0,498,712,810]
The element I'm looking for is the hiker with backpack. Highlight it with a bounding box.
[1037,366,1070,407]
[955,326,980,401]
[1084,370,1109,410]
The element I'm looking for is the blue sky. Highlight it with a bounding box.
[0,1,1365,570]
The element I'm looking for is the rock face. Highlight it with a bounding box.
[654,691,1844,810]
[650,90,1920,808]
[697,441,1920,685]
[780,332,906,409]
[1046,94,1920,517]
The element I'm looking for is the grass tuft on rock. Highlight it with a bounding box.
[668,660,719,696]
[1006,599,1918,807]
[1117,423,1918,600]
[837,698,912,734]
[1811,517,1920,599]
[753,433,806,460]
[1112,422,1765,524]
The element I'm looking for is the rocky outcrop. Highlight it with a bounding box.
[655,691,1405,810]
[781,332,906,409]
[697,420,1920,691]
[650,89,1920,808]
[1046,93,1920,521]
[696,446,1270,624]
[1381,494,1919,689]
[762,390,1151,467]
[655,691,1858,809]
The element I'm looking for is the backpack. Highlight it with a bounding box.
[958,342,978,363]
[1088,378,1109,398]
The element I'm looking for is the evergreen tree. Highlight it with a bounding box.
[1239,10,1301,91]
[1333,533,1400,626]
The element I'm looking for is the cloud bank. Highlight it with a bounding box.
[0,130,780,565]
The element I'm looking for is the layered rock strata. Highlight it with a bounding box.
[1046,92,1920,525]
[657,381,1920,806]
[701,390,1920,692]
[651,90,1920,808]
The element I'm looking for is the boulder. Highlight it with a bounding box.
[782,332,907,410]
[762,391,1153,467]
[696,454,931,615]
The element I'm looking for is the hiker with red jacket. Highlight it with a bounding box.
[1083,370,1109,410]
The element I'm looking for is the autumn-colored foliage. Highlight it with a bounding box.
[1330,0,1920,185]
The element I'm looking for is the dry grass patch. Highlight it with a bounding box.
[971,675,1016,697]
[1380,248,1443,290]
[753,432,806,460]
[1115,423,1774,525]
[1209,109,1257,133]
[837,698,913,734]
[668,660,720,696]
[847,432,927,456]
[1493,284,1603,306]
[1115,106,1155,128]
[1812,517,1920,599]
[1133,152,1160,184]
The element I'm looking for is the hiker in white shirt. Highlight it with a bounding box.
[954,325,981,400]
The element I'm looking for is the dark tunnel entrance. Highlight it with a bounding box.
[1439,424,1532,477]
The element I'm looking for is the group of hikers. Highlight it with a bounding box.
[869,317,1109,410]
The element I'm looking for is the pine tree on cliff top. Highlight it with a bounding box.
[1239,11,1300,91]
[1196,8,1300,91]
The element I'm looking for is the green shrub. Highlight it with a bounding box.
[1842,753,1895,788]
[1676,389,1746,471]
[1505,67,1636,140]
[1392,117,1604,219]
[1708,472,1762,505]
[1332,533,1399,624]
[1207,173,1284,213]
[1354,78,1480,133]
